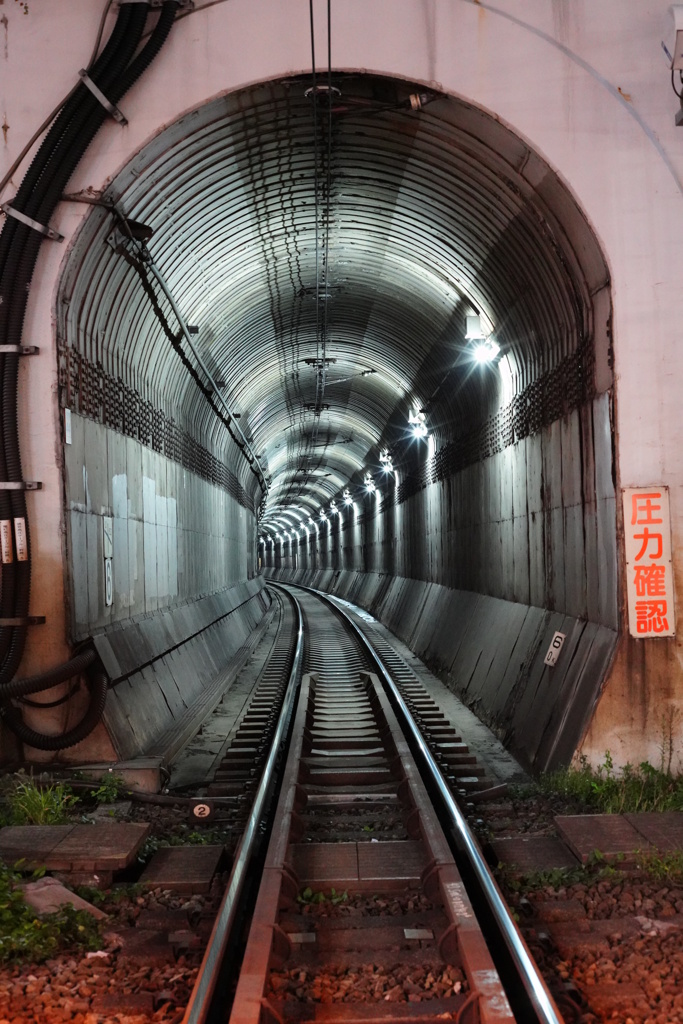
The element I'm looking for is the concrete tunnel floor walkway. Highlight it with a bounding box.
[168,587,530,793]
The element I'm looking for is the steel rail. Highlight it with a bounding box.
[273,581,563,1024]
[182,591,304,1024]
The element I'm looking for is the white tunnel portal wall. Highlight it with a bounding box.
[2,1,683,769]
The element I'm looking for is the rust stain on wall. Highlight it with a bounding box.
[579,633,683,772]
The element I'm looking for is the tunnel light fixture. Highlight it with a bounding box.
[465,314,485,340]
[325,368,377,387]
[330,500,340,516]
[364,472,376,493]
[379,449,394,473]
[473,338,500,364]
[408,408,428,439]
[343,488,353,506]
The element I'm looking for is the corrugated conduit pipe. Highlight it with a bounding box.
[0,1,179,750]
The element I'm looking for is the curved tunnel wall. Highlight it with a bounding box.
[49,73,615,768]
[265,391,618,773]
[265,386,618,773]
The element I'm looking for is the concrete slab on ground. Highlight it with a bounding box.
[546,917,641,958]
[554,814,653,863]
[584,983,650,1018]
[0,825,74,869]
[291,841,359,884]
[0,822,150,873]
[20,876,108,920]
[357,840,427,881]
[46,822,151,872]
[489,836,580,873]
[139,844,223,893]
[291,840,426,887]
[624,811,683,851]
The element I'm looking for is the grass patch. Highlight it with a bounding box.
[138,824,232,862]
[74,882,145,908]
[0,770,130,828]
[0,773,77,826]
[298,887,348,906]
[497,852,620,894]
[632,849,683,882]
[539,752,683,814]
[88,772,126,806]
[0,863,101,964]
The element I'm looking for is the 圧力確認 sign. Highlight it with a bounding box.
[623,487,676,638]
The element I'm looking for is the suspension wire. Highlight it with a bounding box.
[309,0,321,405]
[321,0,332,402]
[274,1,333,531]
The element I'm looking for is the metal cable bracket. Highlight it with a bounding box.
[0,345,39,355]
[0,481,42,491]
[0,616,45,627]
[78,70,128,126]
[1,203,64,241]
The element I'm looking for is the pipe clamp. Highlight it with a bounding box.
[1,203,63,241]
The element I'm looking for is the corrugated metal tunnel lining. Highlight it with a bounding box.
[57,73,611,534]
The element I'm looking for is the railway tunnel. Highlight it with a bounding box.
[0,0,682,777]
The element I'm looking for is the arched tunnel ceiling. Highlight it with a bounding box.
[58,74,608,531]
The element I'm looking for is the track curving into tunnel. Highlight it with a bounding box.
[184,581,563,1024]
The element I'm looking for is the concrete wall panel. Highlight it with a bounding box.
[65,413,256,644]
[101,579,270,759]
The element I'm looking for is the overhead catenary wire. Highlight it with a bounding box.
[276,0,335,523]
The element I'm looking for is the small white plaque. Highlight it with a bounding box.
[0,520,13,564]
[64,408,72,445]
[104,557,113,607]
[102,516,114,558]
[544,631,566,667]
[14,517,28,562]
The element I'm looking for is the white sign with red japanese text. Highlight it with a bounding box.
[623,487,675,638]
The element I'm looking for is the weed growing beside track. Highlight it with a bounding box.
[538,753,683,814]
[0,863,101,965]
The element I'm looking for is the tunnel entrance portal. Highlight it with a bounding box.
[56,74,616,771]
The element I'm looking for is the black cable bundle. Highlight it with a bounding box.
[0,1,179,749]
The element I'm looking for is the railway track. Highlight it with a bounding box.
[180,584,562,1024]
